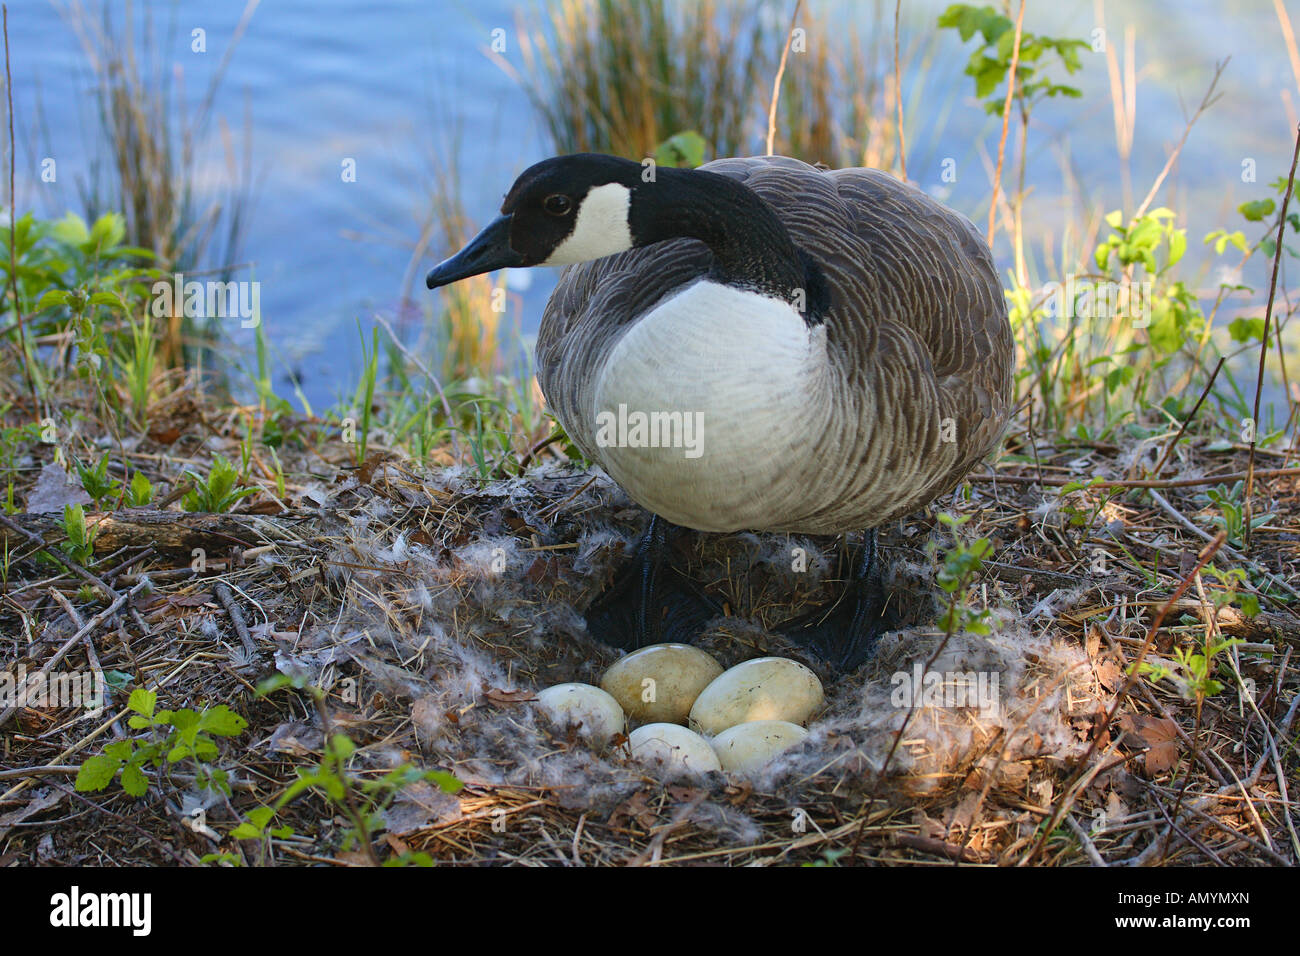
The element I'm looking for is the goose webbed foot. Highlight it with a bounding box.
[584,514,722,651]
[778,528,894,672]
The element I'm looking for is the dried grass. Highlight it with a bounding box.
[0,410,1296,866]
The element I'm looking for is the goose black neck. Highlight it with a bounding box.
[632,167,826,322]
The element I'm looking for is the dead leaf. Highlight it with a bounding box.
[384,834,411,857]
[610,791,657,830]
[25,462,92,514]
[1095,658,1122,692]
[1120,714,1180,775]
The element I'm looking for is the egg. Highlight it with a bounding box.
[688,657,824,735]
[627,723,722,776]
[535,683,625,745]
[600,643,724,724]
[711,720,809,773]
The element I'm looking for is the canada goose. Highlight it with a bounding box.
[427,153,1013,669]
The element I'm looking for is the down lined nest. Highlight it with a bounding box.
[321,464,1100,801]
[3,437,1298,866]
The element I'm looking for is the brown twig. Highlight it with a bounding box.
[765,0,804,156]
[214,580,256,660]
[1150,356,1224,478]
[1245,122,1300,550]
[986,0,1024,247]
[2,5,36,403]
[893,0,907,180]
[516,428,564,473]
[1132,59,1227,220]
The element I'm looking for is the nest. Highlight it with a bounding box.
[1,431,1298,866]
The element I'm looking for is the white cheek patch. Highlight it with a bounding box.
[542,182,634,265]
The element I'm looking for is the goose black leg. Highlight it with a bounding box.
[778,528,894,672]
[584,514,722,650]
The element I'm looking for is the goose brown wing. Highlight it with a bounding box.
[537,156,1012,512]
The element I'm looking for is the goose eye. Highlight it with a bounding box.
[544,194,573,216]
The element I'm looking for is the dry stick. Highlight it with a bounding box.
[986,0,1024,247]
[1245,122,1300,552]
[2,5,36,404]
[0,578,149,730]
[1275,0,1300,101]
[893,0,906,180]
[1018,532,1227,866]
[0,510,158,645]
[1065,812,1108,867]
[1150,793,1227,865]
[1150,356,1224,478]
[214,580,256,660]
[1159,575,1214,862]
[47,585,127,739]
[516,428,564,472]
[1132,59,1227,220]
[764,0,803,157]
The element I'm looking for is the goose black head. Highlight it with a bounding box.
[425,154,646,290]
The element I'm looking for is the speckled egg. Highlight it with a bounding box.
[627,722,722,776]
[689,657,824,735]
[536,683,625,745]
[601,643,724,724]
[711,719,809,773]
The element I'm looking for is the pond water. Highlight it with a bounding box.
[10,0,1300,419]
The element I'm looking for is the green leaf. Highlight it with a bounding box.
[652,131,706,168]
[88,212,126,250]
[168,708,199,731]
[87,291,125,310]
[120,763,149,797]
[48,212,90,246]
[1228,316,1265,343]
[199,704,248,737]
[1167,228,1187,267]
[128,471,154,506]
[102,670,133,691]
[426,769,464,794]
[1238,198,1275,222]
[75,754,122,792]
[34,289,72,312]
[128,687,157,719]
[246,806,275,829]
